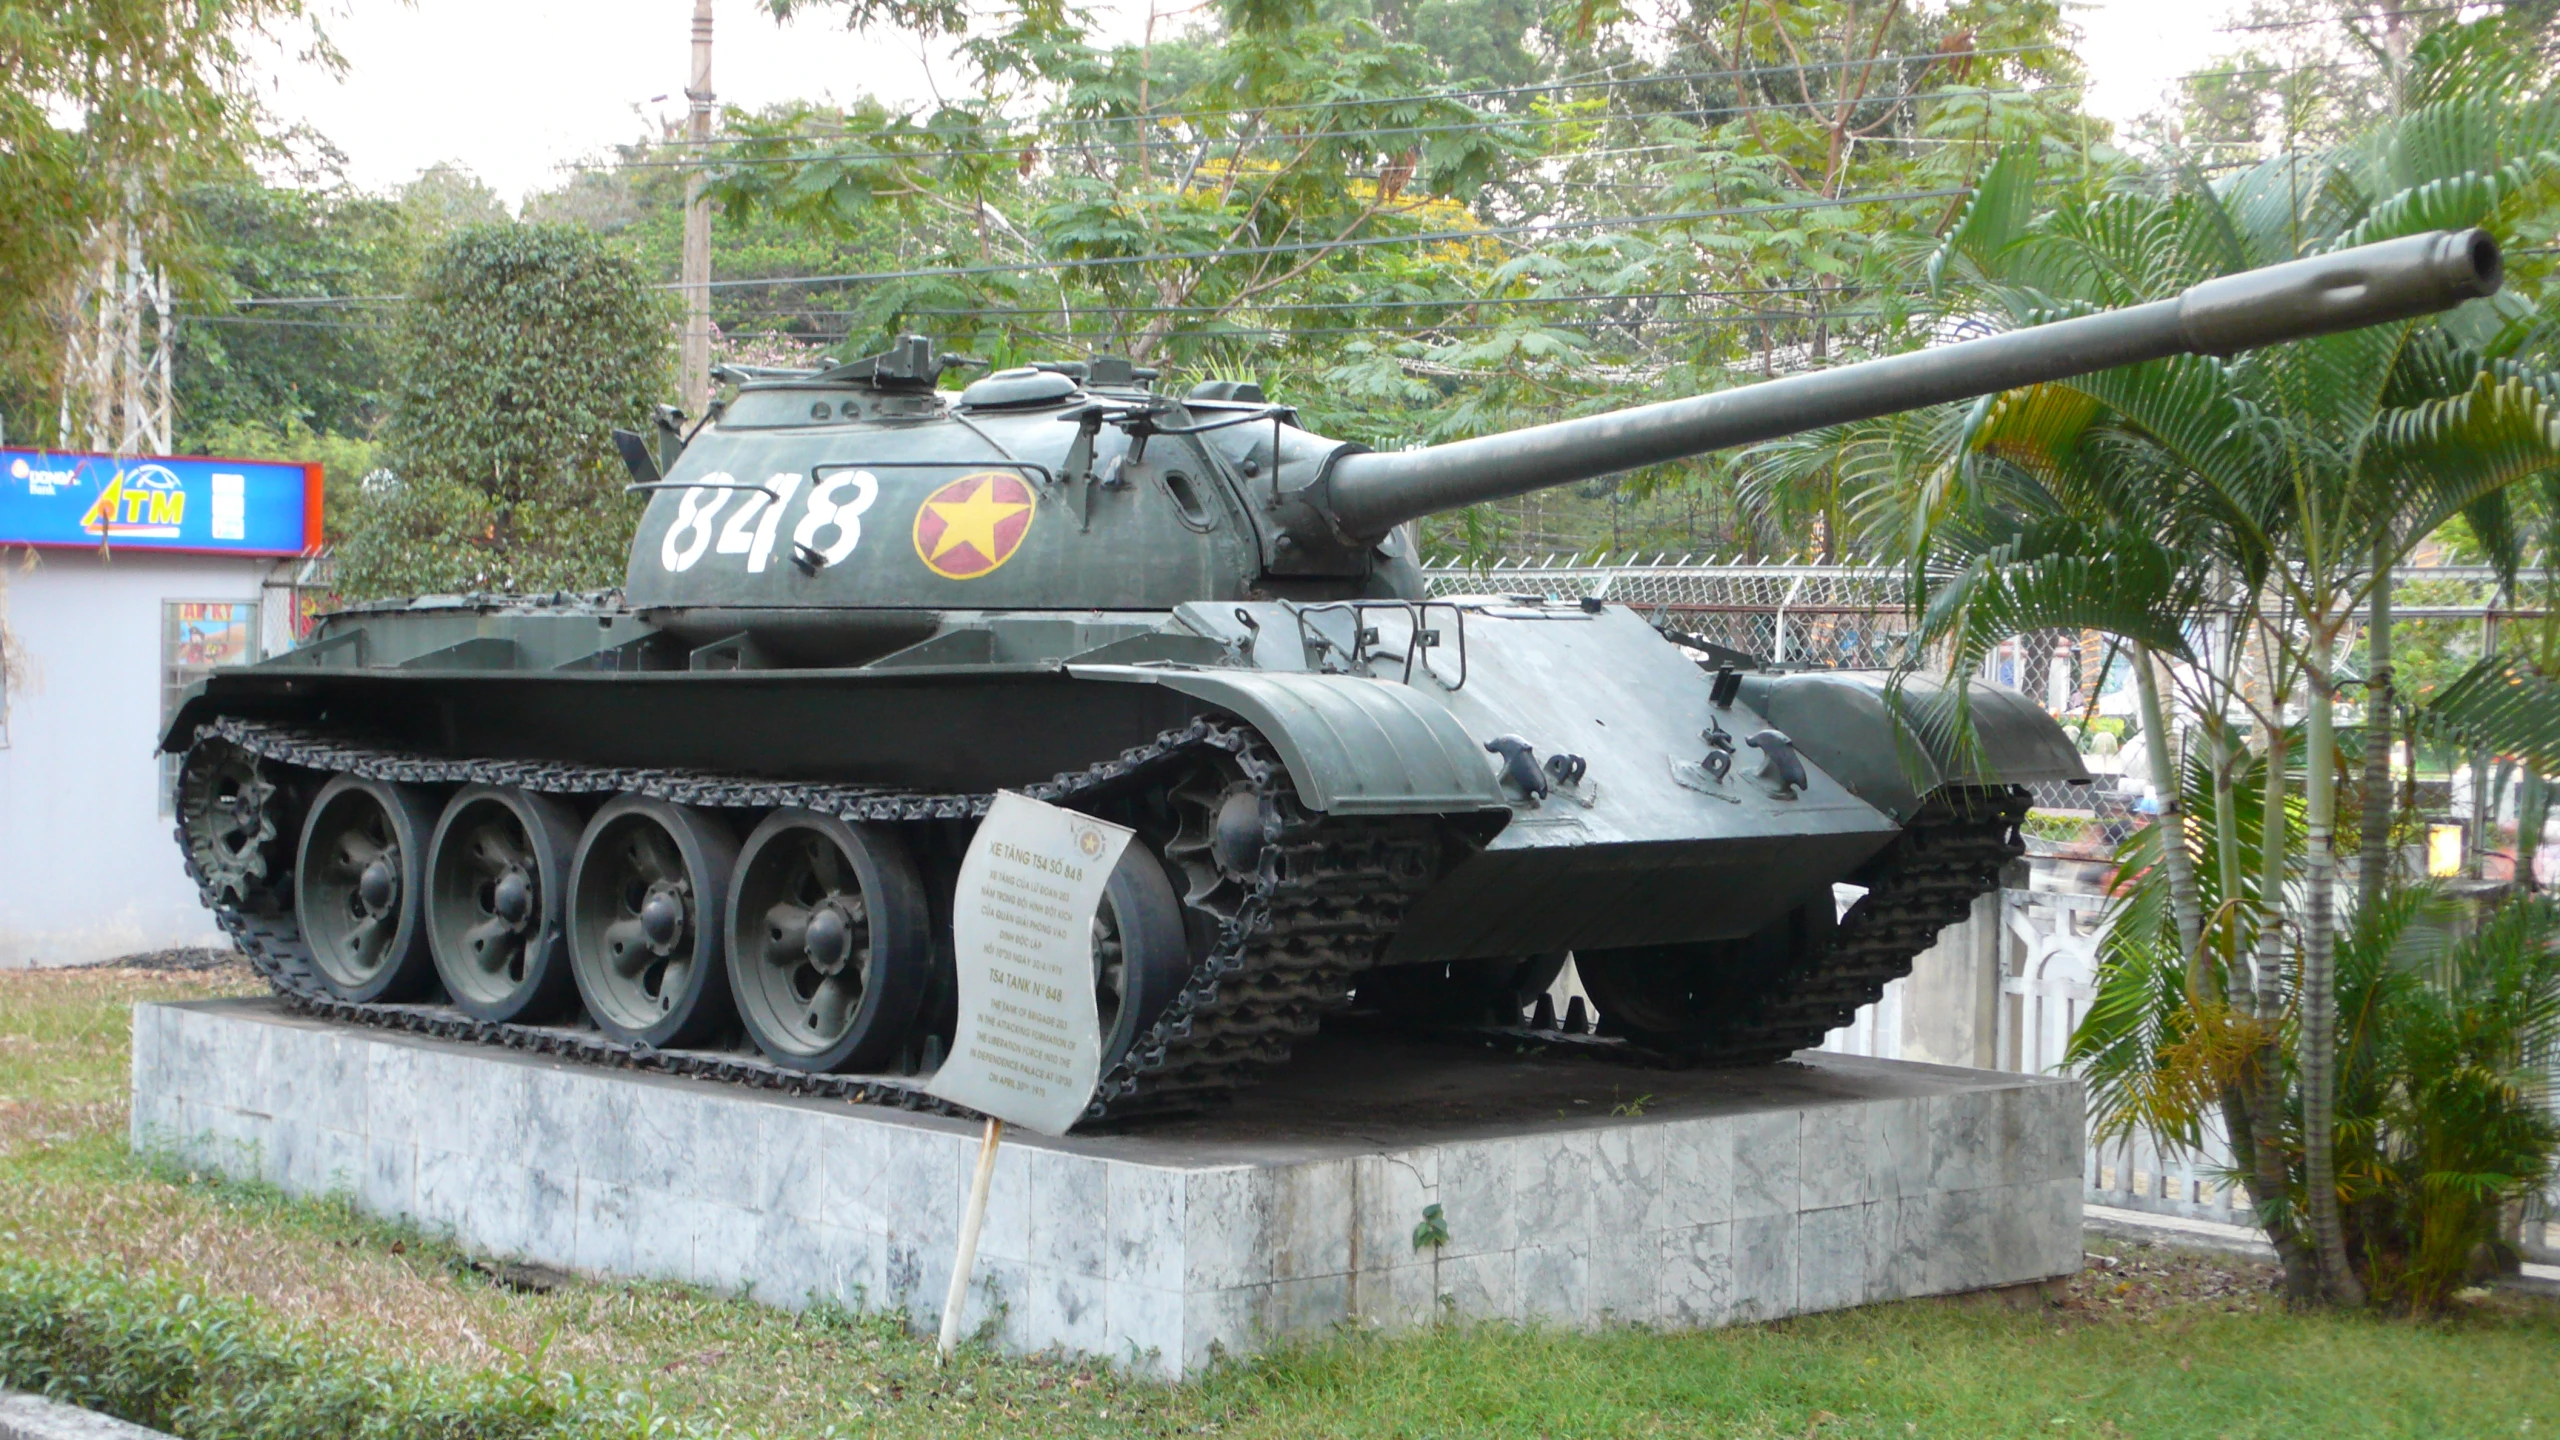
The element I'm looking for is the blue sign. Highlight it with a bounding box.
[0,448,319,556]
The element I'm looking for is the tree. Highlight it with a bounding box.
[0,0,327,432]
[335,224,671,599]
[1757,40,2560,1300]
[171,177,412,449]
[397,164,512,243]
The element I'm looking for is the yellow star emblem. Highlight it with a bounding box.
[924,478,1033,566]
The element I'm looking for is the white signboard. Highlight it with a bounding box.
[924,791,1132,1135]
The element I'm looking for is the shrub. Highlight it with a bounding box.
[2337,892,2560,1311]
[0,1259,588,1439]
[336,223,668,600]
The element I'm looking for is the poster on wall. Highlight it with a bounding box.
[0,448,320,556]
[160,601,259,810]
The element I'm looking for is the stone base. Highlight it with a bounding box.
[130,1000,2083,1377]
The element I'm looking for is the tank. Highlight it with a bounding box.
[165,228,2503,1121]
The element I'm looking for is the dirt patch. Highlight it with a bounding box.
[2058,1238,2279,1322]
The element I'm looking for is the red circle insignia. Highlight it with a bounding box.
[912,471,1037,580]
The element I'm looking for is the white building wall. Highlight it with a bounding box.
[0,549,274,965]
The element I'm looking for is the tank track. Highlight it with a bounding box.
[173,716,1443,1125]
[1461,784,2030,1066]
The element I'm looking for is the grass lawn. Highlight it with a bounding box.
[4,962,2556,1439]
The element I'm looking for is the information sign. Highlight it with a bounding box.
[924,791,1132,1135]
[0,448,320,556]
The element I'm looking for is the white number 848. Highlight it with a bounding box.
[659,470,877,574]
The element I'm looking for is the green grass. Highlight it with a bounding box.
[5,965,2558,1439]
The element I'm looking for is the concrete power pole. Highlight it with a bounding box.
[680,0,716,416]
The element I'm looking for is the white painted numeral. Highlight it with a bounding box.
[713,472,806,573]
[791,469,879,568]
[660,478,732,572]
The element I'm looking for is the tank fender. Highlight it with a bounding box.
[1064,664,1506,815]
[1732,671,2086,822]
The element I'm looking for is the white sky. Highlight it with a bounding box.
[258,0,2239,206]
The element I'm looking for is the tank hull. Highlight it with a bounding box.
[170,597,2074,964]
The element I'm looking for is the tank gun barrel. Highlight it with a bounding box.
[1323,228,2503,537]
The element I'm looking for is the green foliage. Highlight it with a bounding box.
[188,416,380,547]
[339,225,671,599]
[0,0,324,425]
[1411,1202,1450,1250]
[399,165,512,244]
[0,1259,587,1439]
[2069,740,2293,1149]
[172,179,412,448]
[2335,890,2560,1312]
[2142,0,2560,164]
[693,0,2093,564]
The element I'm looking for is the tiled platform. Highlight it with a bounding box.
[131,999,2082,1377]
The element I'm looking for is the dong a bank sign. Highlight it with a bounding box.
[0,448,321,556]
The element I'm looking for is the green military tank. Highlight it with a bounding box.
[167,229,2502,1121]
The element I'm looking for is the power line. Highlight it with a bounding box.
[654,41,2068,152]
[599,79,2096,173]
[175,314,390,329]
[688,184,1977,292]
[723,308,1896,343]
[775,281,1910,318]
[2217,1,2520,33]
[575,60,2370,177]
[181,303,1892,339]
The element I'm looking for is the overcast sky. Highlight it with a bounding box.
[257,0,2239,206]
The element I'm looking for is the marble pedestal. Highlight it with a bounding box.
[130,1000,2082,1377]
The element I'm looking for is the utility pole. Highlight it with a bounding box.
[680,0,716,417]
[57,198,173,457]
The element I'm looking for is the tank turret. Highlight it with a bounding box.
[165,229,2503,1124]
[613,228,2498,624]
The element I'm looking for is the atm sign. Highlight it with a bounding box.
[0,448,319,556]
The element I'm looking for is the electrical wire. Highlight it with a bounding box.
[598,78,2101,172]
[575,61,2368,176]
[687,184,1976,292]
[717,308,1894,342]
[178,303,1890,338]
[650,41,2070,149]
[761,280,1911,318]
[2217,1,2523,33]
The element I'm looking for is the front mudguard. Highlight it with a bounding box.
[1065,664,1506,816]
[1732,670,2085,823]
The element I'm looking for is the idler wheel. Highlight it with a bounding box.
[426,784,582,1023]
[295,775,442,1002]
[1091,841,1193,1070]
[1575,894,1837,1047]
[177,741,298,913]
[567,795,739,1048]
[726,810,933,1072]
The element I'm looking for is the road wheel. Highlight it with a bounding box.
[426,785,582,1023]
[568,795,738,1048]
[1575,895,1836,1048]
[727,809,933,1072]
[296,775,441,1002]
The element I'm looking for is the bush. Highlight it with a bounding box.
[335,223,668,600]
[2336,892,2560,1312]
[0,1259,604,1439]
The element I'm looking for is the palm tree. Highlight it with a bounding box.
[1748,81,2560,1299]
